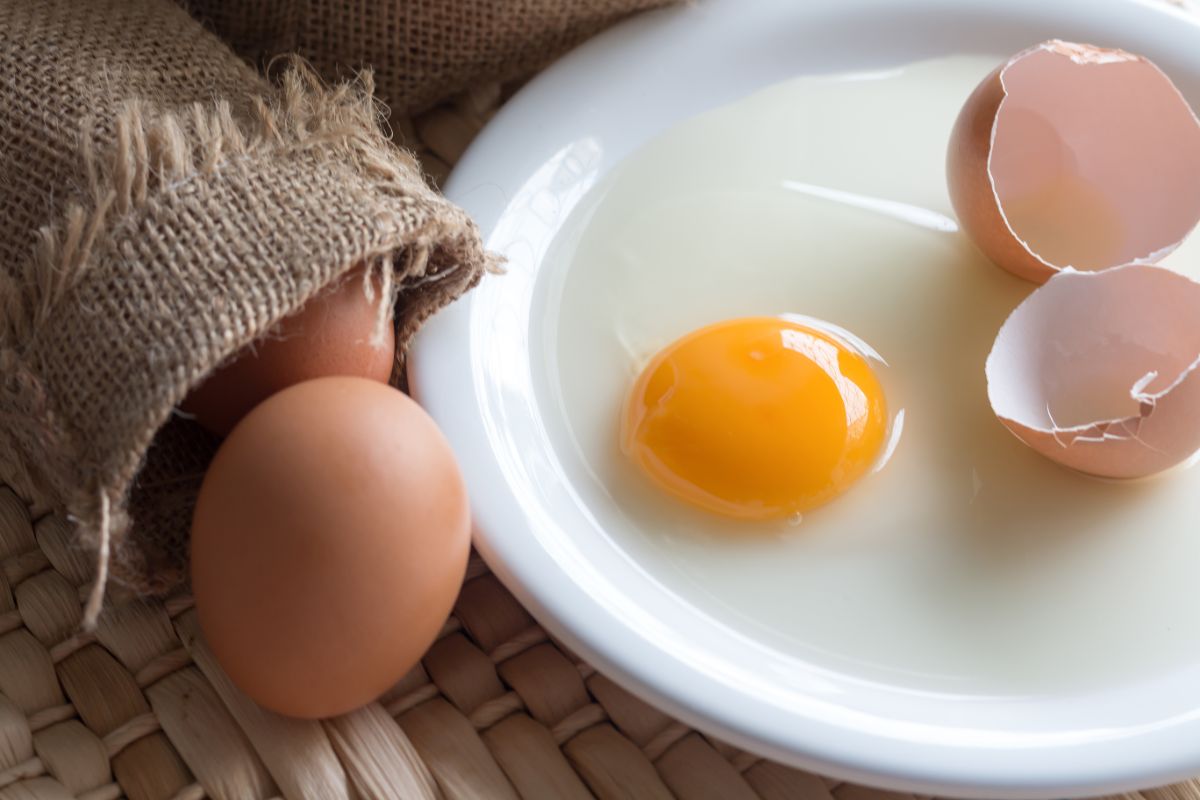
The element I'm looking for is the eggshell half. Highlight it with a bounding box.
[948,40,1200,283]
[986,265,1200,478]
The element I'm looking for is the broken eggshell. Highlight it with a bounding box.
[947,40,1200,284]
[986,264,1200,479]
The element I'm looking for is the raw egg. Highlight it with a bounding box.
[621,317,888,520]
[947,40,1200,283]
[542,52,1200,695]
[190,377,470,719]
[183,265,396,435]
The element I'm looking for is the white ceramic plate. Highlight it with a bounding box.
[408,1,1200,796]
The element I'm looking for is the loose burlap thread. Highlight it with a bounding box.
[0,0,504,623]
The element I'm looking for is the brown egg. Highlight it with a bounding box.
[183,266,396,435]
[947,40,1200,283]
[190,377,471,719]
[986,265,1200,478]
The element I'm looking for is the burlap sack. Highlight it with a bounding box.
[180,0,677,115]
[0,0,495,625]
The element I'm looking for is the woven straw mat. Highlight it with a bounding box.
[2,60,1200,800]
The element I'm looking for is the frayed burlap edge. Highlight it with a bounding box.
[0,62,499,628]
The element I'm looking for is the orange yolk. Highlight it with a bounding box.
[621,317,888,520]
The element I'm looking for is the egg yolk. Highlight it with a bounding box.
[621,317,888,520]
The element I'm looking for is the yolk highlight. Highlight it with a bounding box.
[621,317,888,520]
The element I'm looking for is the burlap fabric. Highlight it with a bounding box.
[0,0,499,625]
[182,0,677,116]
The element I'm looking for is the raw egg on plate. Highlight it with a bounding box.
[621,316,889,520]
[538,54,1200,693]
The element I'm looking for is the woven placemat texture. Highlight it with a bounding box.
[1,479,1196,800]
[4,50,1200,800]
